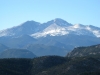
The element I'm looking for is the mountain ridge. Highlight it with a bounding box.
[0,18,100,56]
[0,18,100,38]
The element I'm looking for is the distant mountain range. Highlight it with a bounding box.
[0,18,100,56]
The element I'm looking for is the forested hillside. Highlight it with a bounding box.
[0,44,100,75]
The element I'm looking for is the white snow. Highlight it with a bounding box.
[85,25,100,37]
[92,30,100,37]
[86,26,91,30]
[31,23,69,38]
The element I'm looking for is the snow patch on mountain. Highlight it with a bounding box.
[31,23,69,38]
[92,30,100,37]
[86,25,100,37]
[53,18,72,26]
[73,24,86,29]
[66,24,85,31]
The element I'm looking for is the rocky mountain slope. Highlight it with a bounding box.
[67,44,100,57]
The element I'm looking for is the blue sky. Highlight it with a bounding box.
[0,0,100,30]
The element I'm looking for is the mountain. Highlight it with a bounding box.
[0,49,36,58]
[0,21,40,37]
[0,34,37,48]
[67,44,100,57]
[25,44,67,56]
[0,43,9,53]
[34,34,100,49]
[0,18,100,56]
[0,18,100,38]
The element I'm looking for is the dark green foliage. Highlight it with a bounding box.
[0,56,67,75]
[80,72,100,75]
[0,58,32,75]
[36,56,100,75]
[31,56,67,75]
[0,55,100,75]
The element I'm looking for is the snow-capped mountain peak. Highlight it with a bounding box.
[44,18,72,27]
[53,18,72,26]
[0,18,100,38]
